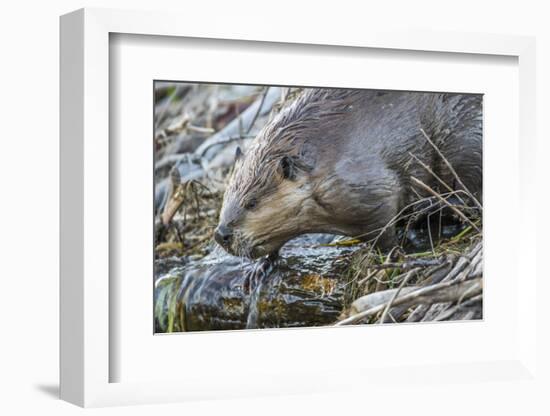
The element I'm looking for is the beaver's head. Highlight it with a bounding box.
[214,89,359,259]
[215,137,317,259]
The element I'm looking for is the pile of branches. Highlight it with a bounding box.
[336,238,482,325]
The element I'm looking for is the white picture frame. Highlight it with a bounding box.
[60,7,539,408]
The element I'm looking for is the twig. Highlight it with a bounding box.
[419,128,483,210]
[378,268,419,323]
[433,294,483,322]
[246,87,269,135]
[366,258,445,271]
[349,286,420,315]
[194,87,280,160]
[410,177,480,233]
[188,124,216,134]
[406,304,430,322]
[427,212,436,255]
[199,135,256,157]
[408,152,467,207]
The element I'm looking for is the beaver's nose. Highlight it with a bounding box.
[214,225,233,248]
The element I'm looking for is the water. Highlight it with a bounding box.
[245,278,263,329]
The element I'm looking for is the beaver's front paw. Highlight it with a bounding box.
[243,253,278,294]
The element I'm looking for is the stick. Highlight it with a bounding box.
[408,152,467,207]
[365,258,445,271]
[410,177,481,233]
[335,276,482,326]
[350,286,420,315]
[378,268,419,324]
[194,87,280,160]
[433,294,483,322]
[419,128,483,210]
[246,87,269,135]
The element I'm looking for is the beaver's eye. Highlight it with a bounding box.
[244,198,257,210]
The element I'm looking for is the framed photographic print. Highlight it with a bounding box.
[60,7,540,408]
[153,81,483,333]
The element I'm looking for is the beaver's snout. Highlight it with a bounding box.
[214,224,233,250]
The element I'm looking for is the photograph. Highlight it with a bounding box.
[153,82,483,332]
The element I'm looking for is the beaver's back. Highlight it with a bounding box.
[314,89,482,205]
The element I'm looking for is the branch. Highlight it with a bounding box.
[335,276,482,326]
[419,128,483,210]
[410,176,481,233]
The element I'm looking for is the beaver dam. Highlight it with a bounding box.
[154,82,483,332]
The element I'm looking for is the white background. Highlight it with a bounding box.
[1,0,549,415]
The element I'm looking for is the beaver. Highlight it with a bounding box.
[214,88,482,259]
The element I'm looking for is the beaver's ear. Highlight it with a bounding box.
[280,156,297,180]
[235,146,243,161]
